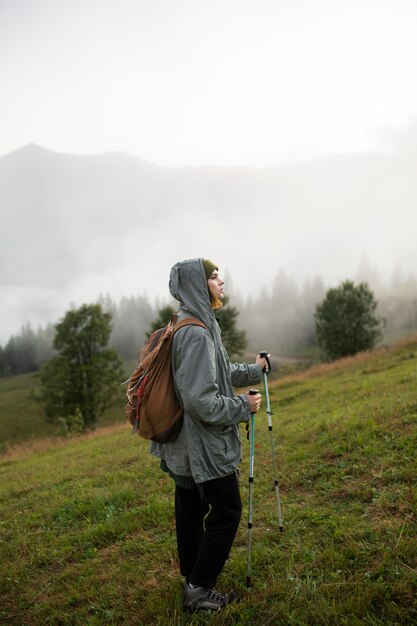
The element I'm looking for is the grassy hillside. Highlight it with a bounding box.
[0,372,49,448]
[0,361,137,451]
[0,338,416,625]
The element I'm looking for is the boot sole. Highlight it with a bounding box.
[184,603,225,612]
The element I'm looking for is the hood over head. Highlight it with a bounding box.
[169,258,218,331]
[169,258,231,406]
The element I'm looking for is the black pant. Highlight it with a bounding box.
[174,471,242,588]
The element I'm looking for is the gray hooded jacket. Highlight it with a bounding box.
[151,258,261,484]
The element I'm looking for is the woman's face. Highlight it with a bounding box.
[207,270,225,301]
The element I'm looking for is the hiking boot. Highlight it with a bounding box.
[184,585,227,612]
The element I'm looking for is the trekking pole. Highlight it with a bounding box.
[246,388,259,588]
[259,351,283,532]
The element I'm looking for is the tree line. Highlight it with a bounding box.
[37,298,248,434]
[1,269,417,377]
[0,294,154,377]
[2,275,411,435]
[37,280,386,434]
[235,269,417,356]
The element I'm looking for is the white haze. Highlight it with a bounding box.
[1,0,417,344]
[1,0,417,165]
[1,125,417,345]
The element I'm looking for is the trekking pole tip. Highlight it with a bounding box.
[246,576,252,588]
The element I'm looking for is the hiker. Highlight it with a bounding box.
[151,258,269,612]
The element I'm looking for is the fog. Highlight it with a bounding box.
[1,0,417,345]
[1,120,417,346]
[2,0,417,166]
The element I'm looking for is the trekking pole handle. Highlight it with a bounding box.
[246,389,260,440]
[248,389,260,416]
[258,351,271,375]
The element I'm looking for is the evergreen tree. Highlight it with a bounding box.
[40,304,123,430]
[146,304,177,337]
[216,296,247,359]
[315,281,384,360]
[35,323,55,366]
[0,345,5,376]
[4,324,38,375]
[147,297,247,359]
[111,295,154,358]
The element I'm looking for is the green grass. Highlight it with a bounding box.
[0,360,138,451]
[0,339,416,625]
[0,372,49,447]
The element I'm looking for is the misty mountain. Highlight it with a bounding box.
[0,144,172,287]
[1,141,416,343]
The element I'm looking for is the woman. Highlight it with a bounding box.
[151,258,269,612]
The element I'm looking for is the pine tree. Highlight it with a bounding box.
[148,297,247,359]
[216,296,247,359]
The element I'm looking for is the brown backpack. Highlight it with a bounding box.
[125,314,206,443]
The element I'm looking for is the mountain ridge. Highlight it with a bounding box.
[1,142,416,344]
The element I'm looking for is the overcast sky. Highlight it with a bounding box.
[1,0,417,167]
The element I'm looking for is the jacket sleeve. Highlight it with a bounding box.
[173,330,251,426]
[229,362,262,387]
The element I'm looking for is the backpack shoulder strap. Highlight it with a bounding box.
[174,317,207,333]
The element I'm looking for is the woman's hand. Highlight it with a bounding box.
[246,391,262,413]
[256,353,271,373]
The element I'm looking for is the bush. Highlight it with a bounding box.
[315,281,384,360]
